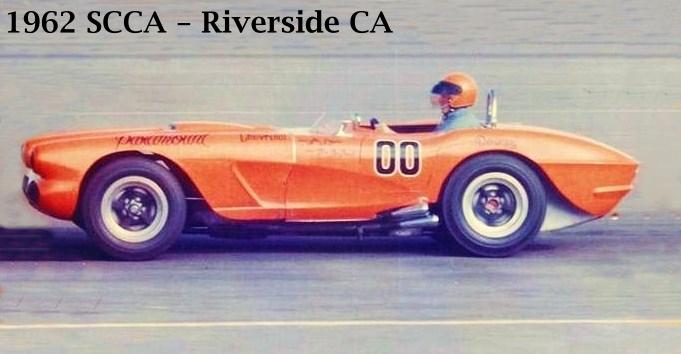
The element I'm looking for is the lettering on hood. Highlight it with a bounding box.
[116,134,208,147]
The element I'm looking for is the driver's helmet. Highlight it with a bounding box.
[430,72,478,110]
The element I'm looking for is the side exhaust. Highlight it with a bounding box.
[399,214,439,228]
[389,202,430,219]
[361,201,440,234]
[201,201,440,239]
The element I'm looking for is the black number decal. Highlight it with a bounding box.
[375,140,396,175]
[374,140,421,176]
[399,141,420,176]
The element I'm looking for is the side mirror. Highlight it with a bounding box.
[485,89,498,128]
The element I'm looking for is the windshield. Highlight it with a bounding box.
[308,112,364,135]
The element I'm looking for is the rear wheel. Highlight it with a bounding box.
[80,157,186,260]
[441,154,546,257]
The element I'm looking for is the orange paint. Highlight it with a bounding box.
[21,120,637,222]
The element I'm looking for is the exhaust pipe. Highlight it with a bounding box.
[389,201,429,220]
[398,214,439,229]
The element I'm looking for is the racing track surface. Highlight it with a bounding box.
[1,217,680,353]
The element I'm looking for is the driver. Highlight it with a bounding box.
[431,72,481,131]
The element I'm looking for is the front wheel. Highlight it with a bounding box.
[441,155,546,257]
[80,157,186,260]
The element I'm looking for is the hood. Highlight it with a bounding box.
[21,121,271,167]
[169,121,271,132]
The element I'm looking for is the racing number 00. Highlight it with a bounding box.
[375,140,420,176]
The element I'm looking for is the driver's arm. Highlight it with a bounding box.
[377,122,395,134]
[369,117,395,134]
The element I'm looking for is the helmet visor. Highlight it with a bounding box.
[431,80,462,96]
[430,81,461,107]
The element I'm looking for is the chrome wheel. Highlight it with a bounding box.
[461,172,529,240]
[100,176,169,243]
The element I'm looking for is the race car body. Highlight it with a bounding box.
[21,94,638,260]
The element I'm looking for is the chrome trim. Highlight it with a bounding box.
[390,201,429,219]
[398,214,439,228]
[25,168,40,185]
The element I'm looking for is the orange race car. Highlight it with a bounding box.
[21,92,638,260]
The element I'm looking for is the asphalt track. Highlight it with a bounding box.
[1,217,680,353]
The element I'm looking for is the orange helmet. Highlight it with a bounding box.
[431,72,478,109]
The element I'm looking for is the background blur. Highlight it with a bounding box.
[1,0,680,227]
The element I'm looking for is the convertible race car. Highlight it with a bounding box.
[21,92,637,260]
